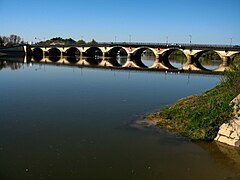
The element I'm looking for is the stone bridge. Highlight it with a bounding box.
[30,42,240,71]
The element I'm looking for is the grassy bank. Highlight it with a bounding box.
[147,62,240,140]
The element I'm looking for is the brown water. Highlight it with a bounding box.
[0,59,239,180]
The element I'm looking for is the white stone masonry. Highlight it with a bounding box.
[215,94,240,147]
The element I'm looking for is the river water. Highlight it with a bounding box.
[0,58,240,180]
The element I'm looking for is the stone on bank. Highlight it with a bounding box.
[215,94,240,147]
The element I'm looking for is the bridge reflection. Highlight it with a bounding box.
[30,55,224,74]
[0,55,225,75]
[0,58,22,70]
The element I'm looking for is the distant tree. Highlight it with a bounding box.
[0,36,4,46]
[51,37,64,41]
[88,39,98,44]
[65,38,76,45]
[77,39,86,44]
[35,37,84,45]
[2,36,9,45]
[0,35,22,46]
[9,34,21,44]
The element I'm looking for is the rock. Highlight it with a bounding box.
[217,135,236,147]
[230,131,238,139]
[215,94,240,147]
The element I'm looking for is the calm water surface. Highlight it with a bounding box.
[0,61,240,180]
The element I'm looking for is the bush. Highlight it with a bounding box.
[223,61,240,95]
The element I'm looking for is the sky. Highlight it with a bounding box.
[0,0,239,45]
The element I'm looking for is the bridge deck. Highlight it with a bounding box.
[31,42,240,51]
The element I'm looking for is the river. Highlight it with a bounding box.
[0,57,239,180]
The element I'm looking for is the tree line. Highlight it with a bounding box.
[0,35,24,47]
[0,35,98,47]
[36,37,98,45]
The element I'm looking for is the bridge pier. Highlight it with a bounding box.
[76,57,91,66]
[127,53,133,61]
[99,53,114,67]
[215,56,230,71]
[41,48,48,59]
[42,50,46,59]
[58,57,68,64]
[122,53,140,68]
[222,56,230,66]
[80,51,83,58]
[182,55,203,71]
[23,45,31,63]
[150,54,169,69]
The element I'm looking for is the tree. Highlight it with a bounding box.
[77,39,86,44]
[2,36,9,45]
[88,39,98,44]
[51,37,63,41]
[0,37,4,46]
[65,38,76,45]
[9,34,21,44]
[0,35,22,46]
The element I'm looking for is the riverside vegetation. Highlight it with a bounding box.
[147,59,240,140]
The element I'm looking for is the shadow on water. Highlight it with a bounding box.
[196,141,240,177]
[0,56,24,63]
[0,60,22,70]
[0,56,24,70]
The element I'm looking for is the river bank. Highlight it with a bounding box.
[146,62,240,145]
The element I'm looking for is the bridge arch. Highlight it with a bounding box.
[84,47,103,58]
[161,48,187,69]
[194,50,222,70]
[32,47,43,56]
[106,46,128,66]
[65,47,81,56]
[32,48,44,61]
[63,47,81,63]
[47,48,61,62]
[107,46,128,57]
[48,48,61,57]
[131,47,157,68]
[48,55,61,62]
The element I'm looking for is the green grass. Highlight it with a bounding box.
[147,61,240,140]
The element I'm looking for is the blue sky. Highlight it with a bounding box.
[0,0,239,45]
